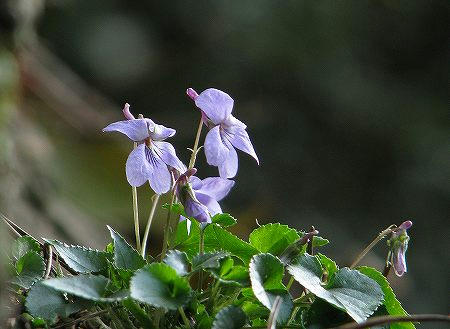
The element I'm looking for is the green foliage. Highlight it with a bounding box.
[130,263,192,310]
[43,274,129,302]
[26,281,92,322]
[249,253,293,324]
[287,254,384,323]
[107,225,145,271]
[358,266,415,329]
[212,213,237,227]
[212,306,247,329]
[192,251,229,271]
[204,224,259,264]
[249,223,300,255]
[44,239,109,273]
[208,257,250,286]
[12,236,41,260]
[163,250,190,276]
[11,251,45,289]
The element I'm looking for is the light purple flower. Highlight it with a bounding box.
[176,168,234,223]
[187,88,259,179]
[388,220,412,277]
[103,104,185,194]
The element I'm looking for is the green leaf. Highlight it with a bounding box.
[107,225,145,271]
[212,306,247,329]
[192,251,229,271]
[241,301,269,319]
[43,274,129,302]
[317,253,338,280]
[249,223,300,256]
[130,263,191,310]
[358,266,415,329]
[212,213,237,227]
[249,253,293,324]
[204,224,259,264]
[11,251,45,289]
[163,250,190,276]
[312,236,329,247]
[26,281,92,322]
[287,254,383,323]
[172,218,201,258]
[162,202,185,215]
[44,239,109,273]
[12,236,41,260]
[208,257,250,286]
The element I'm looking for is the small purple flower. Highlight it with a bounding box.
[388,220,412,277]
[187,88,259,179]
[103,104,185,194]
[176,168,234,223]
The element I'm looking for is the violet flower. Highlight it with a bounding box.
[387,220,412,277]
[103,104,185,194]
[187,88,259,178]
[176,168,234,223]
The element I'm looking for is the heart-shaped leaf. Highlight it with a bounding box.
[287,254,383,323]
[163,250,190,276]
[249,253,293,324]
[192,251,229,271]
[212,213,237,227]
[204,224,259,264]
[212,306,247,329]
[208,257,250,286]
[249,223,299,256]
[11,251,45,289]
[107,225,145,271]
[12,236,41,260]
[26,281,92,322]
[43,274,128,302]
[44,239,109,273]
[130,263,191,310]
[358,266,415,329]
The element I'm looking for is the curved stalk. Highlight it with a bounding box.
[141,194,160,258]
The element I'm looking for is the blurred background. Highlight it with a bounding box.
[0,0,448,321]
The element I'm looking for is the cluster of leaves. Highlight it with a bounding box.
[6,205,414,329]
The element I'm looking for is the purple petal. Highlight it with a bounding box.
[228,127,259,164]
[125,144,152,187]
[184,198,211,223]
[393,245,407,276]
[195,88,234,125]
[196,192,222,216]
[195,177,234,202]
[146,148,172,194]
[153,141,186,174]
[204,126,230,166]
[223,115,247,129]
[189,176,203,190]
[398,220,412,231]
[149,122,176,141]
[218,144,238,178]
[103,119,149,142]
[122,103,135,120]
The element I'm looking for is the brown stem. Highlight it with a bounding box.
[332,314,450,329]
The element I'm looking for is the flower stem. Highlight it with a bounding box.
[132,142,141,253]
[188,118,203,169]
[349,225,395,269]
[161,190,176,261]
[178,307,190,328]
[141,194,160,258]
[286,276,295,291]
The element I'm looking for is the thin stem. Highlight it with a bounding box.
[188,118,204,169]
[141,194,161,258]
[44,244,53,279]
[132,143,141,252]
[161,190,176,261]
[286,276,295,291]
[332,314,450,329]
[350,225,395,269]
[178,307,191,328]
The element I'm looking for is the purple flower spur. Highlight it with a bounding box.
[103,104,185,194]
[187,88,259,178]
[175,168,234,223]
[388,220,412,277]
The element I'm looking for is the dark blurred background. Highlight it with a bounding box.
[1,0,449,319]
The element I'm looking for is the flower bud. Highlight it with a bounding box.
[387,220,412,277]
